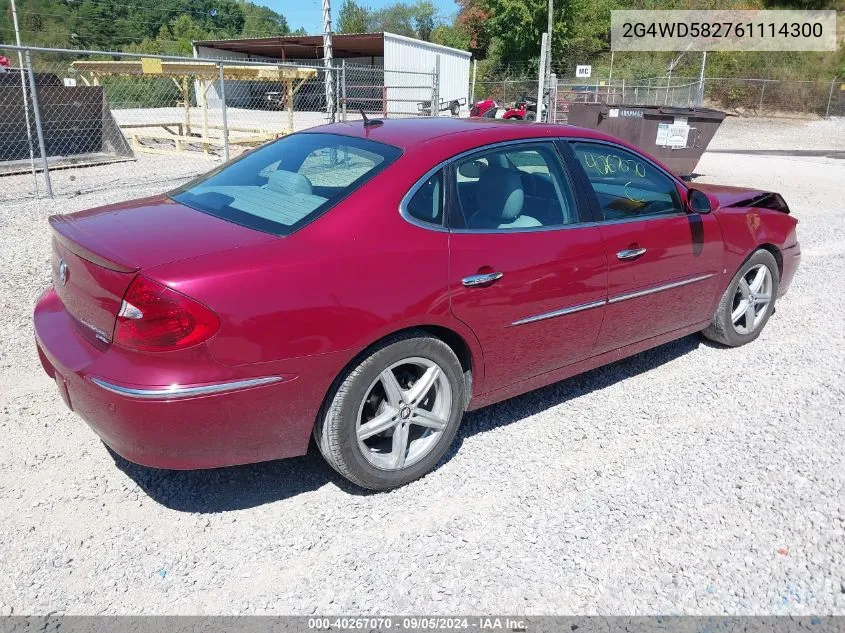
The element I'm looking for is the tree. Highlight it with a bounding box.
[431,23,471,50]
[367,1,441,39]
[413,0,437,41]
[239,3,290,37]
[371,2,416,36]
[338,0,371,34]
[456,0,492,57]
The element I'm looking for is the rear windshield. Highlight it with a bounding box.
[170,133,401,236]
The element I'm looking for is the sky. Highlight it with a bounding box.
[263,0,459,35]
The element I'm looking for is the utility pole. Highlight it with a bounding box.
[10,0,40,195]
[322,0,335,122]
[697,51,707,108]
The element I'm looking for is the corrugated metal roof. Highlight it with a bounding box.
[195,33,385,60]
[194,32,472,61]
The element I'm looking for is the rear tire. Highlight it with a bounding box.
[314,331,466,491]
[449,100,460,116]
[702,249,779,347]
[525,111,537,121]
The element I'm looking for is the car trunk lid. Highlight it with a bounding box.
[48,195,276,348]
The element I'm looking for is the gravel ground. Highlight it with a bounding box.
[707,116,844,152]
[0,118,843,616]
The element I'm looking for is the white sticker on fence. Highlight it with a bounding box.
[575,65,592,78]
[63,78,76,87]
[609,108,619,118]
[656,122,691,148]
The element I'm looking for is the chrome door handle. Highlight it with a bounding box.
[616,247,647,260]
[461,272,504,287]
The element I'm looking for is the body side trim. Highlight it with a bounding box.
[89,376,283,400]
[511,299,606,326]
[510,273,715,326]
[607,273,715,304]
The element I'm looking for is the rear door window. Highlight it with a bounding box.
[453,143,578,230]
[170,133,401,236]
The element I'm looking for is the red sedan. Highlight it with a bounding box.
[34,118,800,490]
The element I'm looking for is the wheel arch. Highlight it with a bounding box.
[316,323,483,428]
[758,242,783,278]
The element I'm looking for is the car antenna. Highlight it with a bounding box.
[360,109,383,128]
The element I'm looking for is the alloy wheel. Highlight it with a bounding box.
[356,357,452,471]
[731,263,773,335]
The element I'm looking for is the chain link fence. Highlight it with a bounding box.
[0,45,436,200]
[475,75,844,123]
[2,43,842,201]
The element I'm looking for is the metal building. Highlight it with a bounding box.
[193,32,472,116]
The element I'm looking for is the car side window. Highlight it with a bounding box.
[454,143,578,231]
[571,142,683,221]
[405,170,443,226]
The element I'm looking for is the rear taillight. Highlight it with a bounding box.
[113,276,219,352]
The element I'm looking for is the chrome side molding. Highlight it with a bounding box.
[511,274,715,326]
[511,299,606,326]
[89,376,283,400]
[607,273,714,304]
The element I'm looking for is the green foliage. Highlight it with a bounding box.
[335,0,443,41]
[240,3,290,37]
[0,0,289,53]
[459,0,843,82]
[431,23,472,50]
[338,0,371,34]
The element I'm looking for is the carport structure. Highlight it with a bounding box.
[72,59,317,153]
[195,32,471,116]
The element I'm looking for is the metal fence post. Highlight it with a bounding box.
[431,56,440,118]
[825,79,836,119]
[341,60,347,121]
[218,62,229,162]
[758,82,766,113]
[24,49,52,198]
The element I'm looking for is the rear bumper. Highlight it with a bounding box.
[779,242,801,297]
[34,287,344,469]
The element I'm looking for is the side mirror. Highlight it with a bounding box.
[687,188,717,214]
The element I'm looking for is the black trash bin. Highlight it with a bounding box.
[565,102,725,177]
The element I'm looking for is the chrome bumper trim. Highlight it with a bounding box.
[511,299,606,327]
[89,376,283,400]
[607,274,714,304]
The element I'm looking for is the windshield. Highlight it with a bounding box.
[170,133,402,236]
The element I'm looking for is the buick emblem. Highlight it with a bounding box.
[58,258,68,286]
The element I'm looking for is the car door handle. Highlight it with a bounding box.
[462,272,504,287]
[616,247,647,260]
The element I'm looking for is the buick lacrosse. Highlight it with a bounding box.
[34,118,800,490]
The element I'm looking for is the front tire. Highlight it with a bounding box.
[702,249,779,347]
[314,331,466,491]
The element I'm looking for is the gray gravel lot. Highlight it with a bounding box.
[0,118,843,615]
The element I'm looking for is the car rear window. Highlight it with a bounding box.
[170,133,401,236]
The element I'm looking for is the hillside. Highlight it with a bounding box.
[0,0,296,56]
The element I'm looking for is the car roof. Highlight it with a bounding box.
[306,117,622,153]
